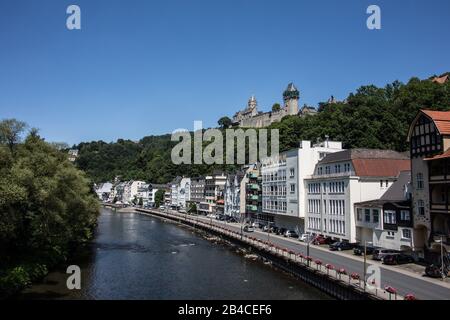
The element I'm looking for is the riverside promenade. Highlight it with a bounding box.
[130,207,450,300]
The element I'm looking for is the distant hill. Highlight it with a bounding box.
[75,74,450,184]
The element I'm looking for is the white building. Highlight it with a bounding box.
[122,180,146,204]
[170,177,191,209]
[202,173,227,214]
[354,171,414,252]
[305,149,410,242]
[95,182,113,201]
[224,172,245,220]
[136,183,163,207]
[261,140,343,233]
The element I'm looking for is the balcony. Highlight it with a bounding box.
[247,184,260,191]
[247,195,259,201]
[430,184,450,213]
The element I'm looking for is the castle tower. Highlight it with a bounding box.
[283,83,300,115]
[247,95,258,116]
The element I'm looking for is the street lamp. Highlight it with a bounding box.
[306,234,311,267]
[363,240,373,292]
[267,221,273,244]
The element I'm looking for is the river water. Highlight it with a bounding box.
[21,208,330,300]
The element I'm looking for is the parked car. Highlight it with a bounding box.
[269,226,279,234]
[159,205,165,210]
[382,253,414,265]
[312,235,333,245]
[243,225,254,232]
[299,233,310,242]
[372,249,401,261]
[262,225,270,232]
[329,241,356,251]
[226,216,238,223]
[285,230,299,238]
[425,264,449,278]
[353,245,379,256]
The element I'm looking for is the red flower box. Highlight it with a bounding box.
[315,259,322,265]
[404,294,416,300]
[351,273,360,280]
[338,268,347,274]
[385,286,397,294]
[325,264,334,270]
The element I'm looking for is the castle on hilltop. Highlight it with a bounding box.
[232,83,317,128]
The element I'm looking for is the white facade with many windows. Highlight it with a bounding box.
[261,140,343,233]
[305,149,410,242]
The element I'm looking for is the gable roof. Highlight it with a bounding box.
[318,149,410,177]
[380,171,411,201]
[408,110,450,140]
[432,74,449,84]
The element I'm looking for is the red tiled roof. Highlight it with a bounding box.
[421,110,450,135]
[424,148,450,161]
[432,75,449,84]
[352,159,411,177]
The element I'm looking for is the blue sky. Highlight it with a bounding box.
[0,0,449,145]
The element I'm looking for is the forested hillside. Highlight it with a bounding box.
[75,74,450,184]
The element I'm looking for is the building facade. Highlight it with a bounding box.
[407,109,450,260]
[354,171,414,252]
[261,140,343,233]
[305,149,410,242]
[201,173,227,215]
[224,172,245,220]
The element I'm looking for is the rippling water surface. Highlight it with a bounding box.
[21,208,330,300]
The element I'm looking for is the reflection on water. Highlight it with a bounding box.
[21,209,330,300]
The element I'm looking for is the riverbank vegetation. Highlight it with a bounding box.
[0,120,99,298]
[74,73,449,184]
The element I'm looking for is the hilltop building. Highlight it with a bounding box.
[232,83,316,128]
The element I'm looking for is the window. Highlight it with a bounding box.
[373,209,379,223]
[402,229,412,239]
[289,168,295,178]
[384,210,397,224]
[400,210,410,221]
[290,184,296,193]
[357,208,362,221]
[325,166,331,174]
[365,209,371,222]
[418,200,425,216]
[416,173,424,190]
[344,163,350,172]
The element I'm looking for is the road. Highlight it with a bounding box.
[144,208,450,300]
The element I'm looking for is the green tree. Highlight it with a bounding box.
[0,119,27,154]
[0,121,99,297]
[218,116,232,129]
[154,189,165,207]
[272,103,281,112]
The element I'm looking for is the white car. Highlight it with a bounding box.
[243,225,254,232]
[299,233,310,242]
[159,205,165,210]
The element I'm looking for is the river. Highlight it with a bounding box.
[21,208,330,300]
